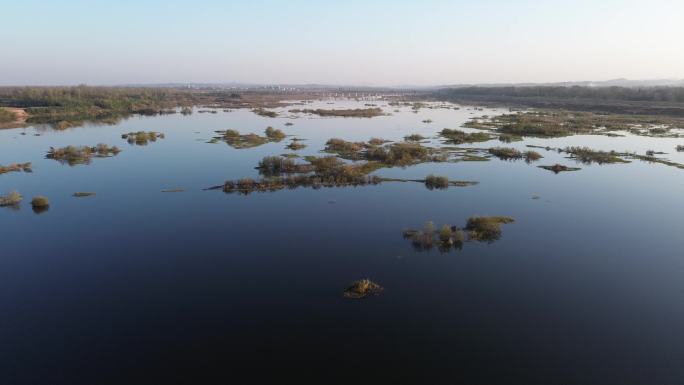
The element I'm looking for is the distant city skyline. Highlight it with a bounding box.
[2,0,683,86]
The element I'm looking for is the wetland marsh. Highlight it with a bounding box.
[2,96,684,384]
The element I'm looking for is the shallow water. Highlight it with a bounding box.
[2,100,684,385]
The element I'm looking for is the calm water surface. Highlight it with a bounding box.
[1,100,684,384]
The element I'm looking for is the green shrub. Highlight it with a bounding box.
[368,137,389,145]
[465,216,515,242]
[488,147,522,160]
[405,134,425,141]
[343,279,383,298]
[440,128,492,144]
[285,141,306,150]
[0,162,32,174]
[425,174,449,189]
[0,190,23,206]
[31,196,50,207]
[439,224,452,243]
[264,126,286,140]
[121,131,164,145]
[538,164,581,173]
[46,144,121,166]
[252,108,278,118]
[564,146,627,164]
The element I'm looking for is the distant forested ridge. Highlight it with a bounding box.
[434,86,684,115]
[435,86,684,103]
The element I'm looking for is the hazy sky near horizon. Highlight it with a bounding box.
[2,0,683,86]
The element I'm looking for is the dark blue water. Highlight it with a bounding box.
[2,101,684,384]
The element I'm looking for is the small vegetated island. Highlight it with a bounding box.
[210,127,286,148]
[214,138,480,195]
[30,196,50,214]
[440,128,493,144]
[383,174,478,189]
[0,162,32,175]
[209,132,560,196]
[403,216,515,252]
[461,110,684,138]
[46,144,121,166]
[343,279,384,299]
[538,164,582,174]
[285,138,306,151]
[121,131,165,145]
[525,144,684,170]
[220,155,383,194]
[252,108,278,118]
[488,147,543,162]
[73,192,96,197]
[404,134,426,142]
[289,107,385,118]
[0,190,23,207]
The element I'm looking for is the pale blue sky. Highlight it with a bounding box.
[2,0,683,86]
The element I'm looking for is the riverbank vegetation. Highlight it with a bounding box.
[461,110,684,138]
[0,86,196,127]
[0,86,355,128]
[0,107,17,123]
[434,86,684,116]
